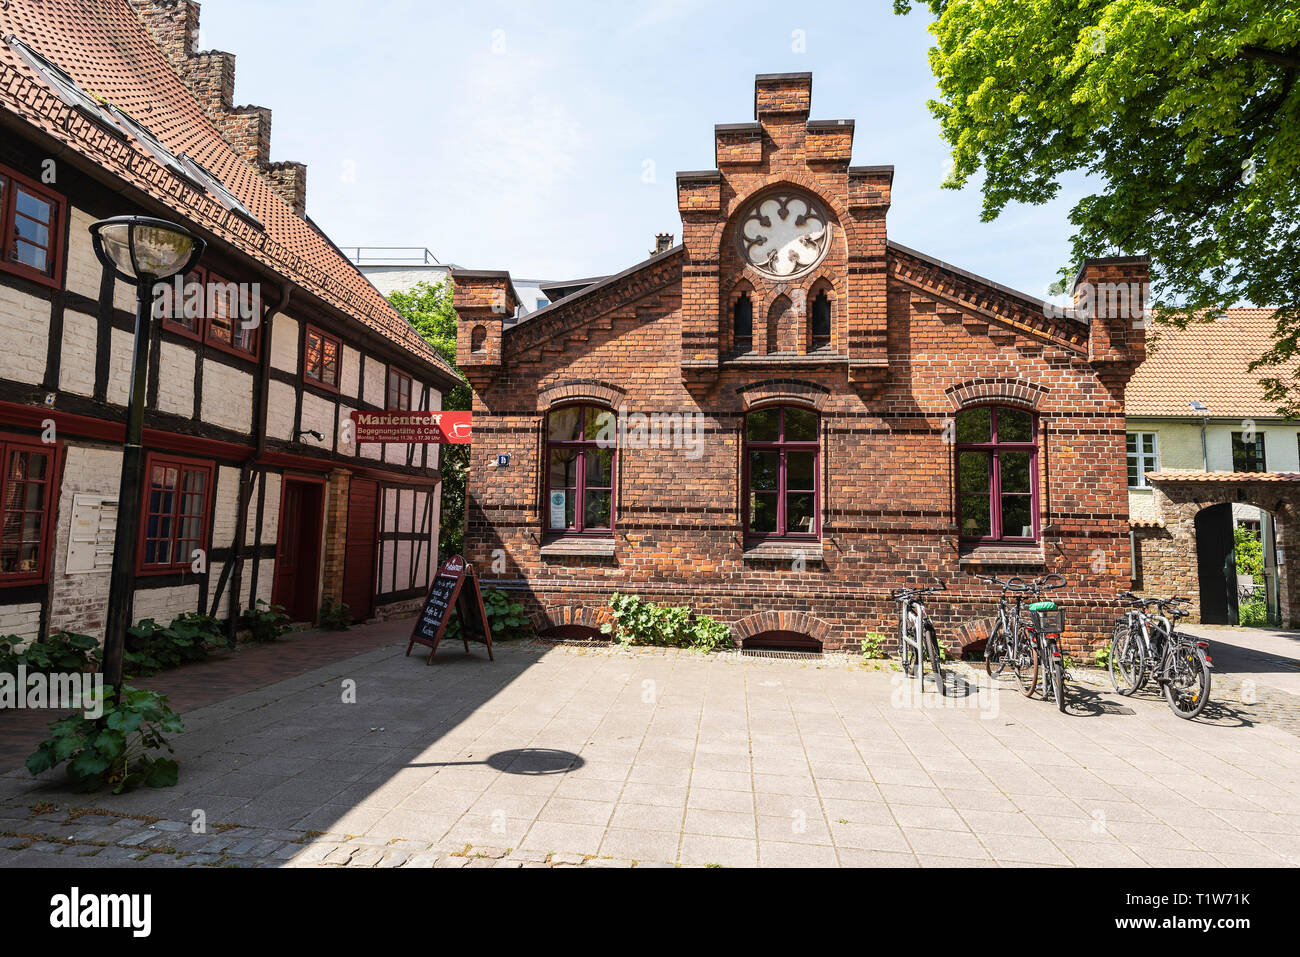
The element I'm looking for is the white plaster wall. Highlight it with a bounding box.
[156,341,198,417]
[200,360,254,434]
[0,603,41,643]
[131,585,201,625]
[211,465,242,549]
[340,346,361,399]
[105,327,133,407]
[0,284,51,385]
[362,358,385,408]
[270,313,299,373]
[337,402,357,457]
[300,391,335,444]
[58,310,97,397]
[266,380,296,440]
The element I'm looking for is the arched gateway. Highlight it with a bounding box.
[1138,471,1300,627]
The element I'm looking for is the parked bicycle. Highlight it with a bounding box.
[889,578,947,695]
[1016,574,1070,712]
[980,575,1029,680]
[1109,593,1214,719]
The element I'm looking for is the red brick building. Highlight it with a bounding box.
[453,73,1146,654]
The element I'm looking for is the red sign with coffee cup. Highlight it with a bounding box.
[350,410,472,444]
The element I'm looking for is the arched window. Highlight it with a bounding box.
[809,290,831,351]
[744,406,819,539]
[733,293,753,353]
[956,406,1038,543]
[546,404,615,535]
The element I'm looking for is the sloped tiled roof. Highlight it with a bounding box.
[1127,308,1289,419]
[1146,470,1300,483]
[0,0,456,384]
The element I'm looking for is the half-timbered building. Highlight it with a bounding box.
[0,0,458,642]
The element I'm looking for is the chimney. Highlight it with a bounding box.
[128,0,308,215]
[653,232,675,255]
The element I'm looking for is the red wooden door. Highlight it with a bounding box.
[343,478,379,621]
[273,479,324,622]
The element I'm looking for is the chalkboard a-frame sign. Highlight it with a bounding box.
[406,555,495,664]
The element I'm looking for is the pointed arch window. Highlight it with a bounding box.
[810,290,831,351]
[733,293,753,353]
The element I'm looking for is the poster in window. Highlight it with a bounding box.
[549,490,567,529]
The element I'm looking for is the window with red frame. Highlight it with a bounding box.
[744,406,820,539]
[0,163,63,287]
[203,270,257,356]
[0,439,56,584]
[386,368,412,410]
[140,457,213,572]
[304,327,341,389]
[545,405,615,535]
[956,405,1039,543]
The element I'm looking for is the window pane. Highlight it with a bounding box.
[786,493,815,534]
[1002,495,1033,537]
[548,448,578,489]
[956,407,991,444]
[749,450,779,491]
[1000,451,1032,494]
[1126,433,1137,454]
[998,408,1033,443]
[584,448,614,488]
[746,409,778,442]
[585,407,615,442]
[1128,461,1140,488]
[810,292,831,341]
[548,407,582,441]
[733,294,753,340]
[305,332,322,378]
[749,493,778,534]
[786,450,815,490]
[13,241,47,272]
[15,187,51,224]
[14,215,49,247]
[322,340,338,384]
[958,451,990,495]
[785,408,818,441]
[584,490,612,529]
[1142,434,1155,454]
[960,494,991,538]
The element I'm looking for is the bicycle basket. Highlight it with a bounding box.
[1031,608,1066,634]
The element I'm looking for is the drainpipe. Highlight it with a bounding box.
[1200,416,1209,472]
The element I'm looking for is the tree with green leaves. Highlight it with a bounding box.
[895,1,1300,409]
[387,279,470,559]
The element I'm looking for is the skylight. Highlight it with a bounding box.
[5,34,122,134]
[179,154,263,229]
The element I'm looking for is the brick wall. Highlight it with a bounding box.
[456,74,1144,656]
[321,468,351,604]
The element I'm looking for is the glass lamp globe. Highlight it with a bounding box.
[88,215,205,284]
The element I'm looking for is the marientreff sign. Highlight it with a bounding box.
[350,410,472,444]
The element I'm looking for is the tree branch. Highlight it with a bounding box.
[1240,46,1300,70]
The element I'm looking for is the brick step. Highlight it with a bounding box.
[938,311,963,324]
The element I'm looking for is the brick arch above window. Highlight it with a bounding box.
[538,379,626,411]
[737,378,830,412]
[945,378,1049,413]
[732,610,832,645]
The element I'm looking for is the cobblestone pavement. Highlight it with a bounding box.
[2,636,1299,868]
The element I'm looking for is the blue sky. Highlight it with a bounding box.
[199,0,1087,298]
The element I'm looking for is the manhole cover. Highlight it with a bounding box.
[1096,703,1137,715]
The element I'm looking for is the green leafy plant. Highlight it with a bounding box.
[123,613,224,678]
[445,588,532,642]
[26,686,184,794]
[1239,594,1268,627]
[239,600,291,643]
[600,593,733,651]
[860,632,887,660]
[319,597,354,631]
[1,632,101,677]
[1094,644,1111,670]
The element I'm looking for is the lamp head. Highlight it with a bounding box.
[88,215,205,285]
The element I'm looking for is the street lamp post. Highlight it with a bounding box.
[88,216,205,693]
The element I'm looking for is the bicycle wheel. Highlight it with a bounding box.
[1052,649,1066,713]
[1163,640,1211,720]
[1013,631,1038,697]
[926,622,947,696]
[1108,620,1144,696]
[985,618,1007,678]
[900,612,917,676]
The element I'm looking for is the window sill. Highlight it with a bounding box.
[540,538,616,559]
[958,545,1045,569]
[742,540,823,563]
